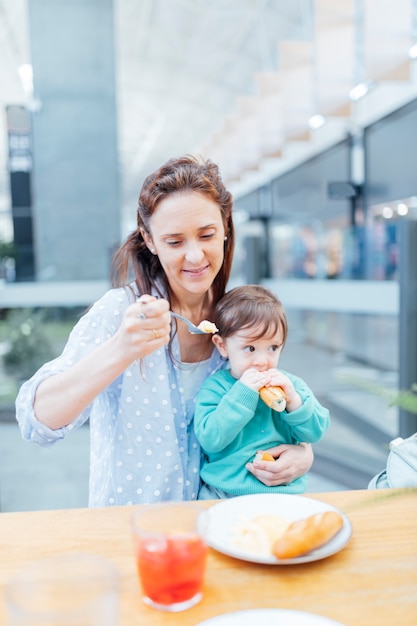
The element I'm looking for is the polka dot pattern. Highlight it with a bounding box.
[15,286,226,507]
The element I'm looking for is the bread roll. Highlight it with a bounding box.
[272,511,344,559]
[254,452,275,462]
[259,386,286,412]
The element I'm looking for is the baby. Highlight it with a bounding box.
[195,284,330,499]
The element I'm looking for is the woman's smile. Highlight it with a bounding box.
[182,264,210,276]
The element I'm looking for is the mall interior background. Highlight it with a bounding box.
[0,0,417,510]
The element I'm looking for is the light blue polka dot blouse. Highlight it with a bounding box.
[15,287,225,506]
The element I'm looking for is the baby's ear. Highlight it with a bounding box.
[212,334,228,358]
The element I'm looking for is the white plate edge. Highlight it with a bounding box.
[195,608,346,626]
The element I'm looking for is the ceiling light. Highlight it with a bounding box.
[349,82,369,101]
[18,63,42,112]
[382,206,393,219]
[308,114,326,130]
[18,64,33,96]
[409,43,417,59]
[397,203,408,216]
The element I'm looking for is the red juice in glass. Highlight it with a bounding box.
[137,533,207,607]
[132,503,208,612]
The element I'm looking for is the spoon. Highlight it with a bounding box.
[170,311,209,335]
[137,297,211,334]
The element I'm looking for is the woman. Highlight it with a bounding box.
[16,155,313,506]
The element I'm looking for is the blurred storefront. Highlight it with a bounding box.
[232,98,417,441]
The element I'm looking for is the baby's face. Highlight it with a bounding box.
[214,326,284,380]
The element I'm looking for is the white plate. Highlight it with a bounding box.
[206,493,352,564]
[196,609,345,625]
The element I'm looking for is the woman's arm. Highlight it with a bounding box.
[31,296,171,430]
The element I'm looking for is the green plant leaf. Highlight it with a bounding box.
[337,373,417,415]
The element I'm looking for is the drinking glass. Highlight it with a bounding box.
[4,552,119,626]
[131,502,208,612]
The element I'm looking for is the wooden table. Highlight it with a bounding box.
[0,489,416,625]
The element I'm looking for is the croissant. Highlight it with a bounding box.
[259,386,286,412]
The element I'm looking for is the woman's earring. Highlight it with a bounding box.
[224,236,228,241]
[150,248,156,254]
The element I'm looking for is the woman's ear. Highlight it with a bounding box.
[212,334,228,358]
[140,228,156,254]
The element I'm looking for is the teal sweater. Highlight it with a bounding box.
[194,369,330,495]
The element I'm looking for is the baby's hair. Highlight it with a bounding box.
[214,284,288,346]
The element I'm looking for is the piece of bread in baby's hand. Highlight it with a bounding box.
[254,451,275,462]
[272,511,344,559]
[259,386,286,412]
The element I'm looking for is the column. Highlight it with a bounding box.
[28,0,120,281]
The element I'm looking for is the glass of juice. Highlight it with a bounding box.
[131,502,208,612]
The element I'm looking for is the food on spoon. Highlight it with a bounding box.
[232,514,290,556]
[254,451,275,462]
[272,511,344,559]
[259,386,286,411]
[197,320,219,334]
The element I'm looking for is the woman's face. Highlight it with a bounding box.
[144,191,226,301]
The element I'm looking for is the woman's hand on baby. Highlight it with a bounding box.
[246,443,314,486]
[112,295,171,364]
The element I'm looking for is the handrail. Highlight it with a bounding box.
[262,279,398,315]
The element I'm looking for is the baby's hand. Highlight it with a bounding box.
[267,371,302,412]
[240,368,272,392]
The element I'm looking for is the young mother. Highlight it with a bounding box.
[16,155,313,506]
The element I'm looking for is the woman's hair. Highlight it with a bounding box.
[112,154,235,311]
[214,285,288,346]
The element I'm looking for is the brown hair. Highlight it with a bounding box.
[214,285,288,346]
[112,154,235,314]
